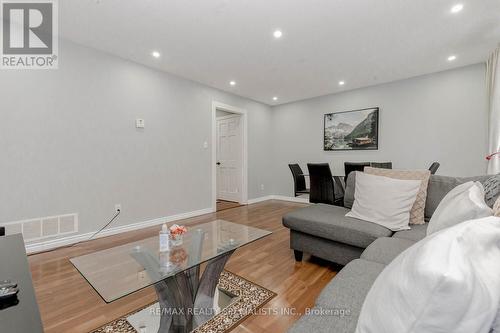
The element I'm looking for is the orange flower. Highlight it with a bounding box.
[169,224,187,236]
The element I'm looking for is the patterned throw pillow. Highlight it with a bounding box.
[364,167,431,225]
[483,174,500,208]
[494,196,500,217]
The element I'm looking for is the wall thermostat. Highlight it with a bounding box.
[136,119,145,128]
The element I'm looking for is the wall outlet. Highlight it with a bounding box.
[115,204,122,213]
[260,184,265,191]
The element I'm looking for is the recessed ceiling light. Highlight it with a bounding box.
[447,55,457,61]
[229,81,236,86]
[339,81,345,86]
[451,4,464,13]
[273,30,283,39]
[273,96,278,101]
[151,51,160,58]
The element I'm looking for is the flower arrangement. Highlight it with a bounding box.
[169,224,187,246]
[169,224,187,236]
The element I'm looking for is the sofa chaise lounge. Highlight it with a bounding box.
[282,173,490,333]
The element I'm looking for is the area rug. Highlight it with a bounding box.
[91,270,276,333]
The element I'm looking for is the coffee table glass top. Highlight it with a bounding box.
[70,220,271,303]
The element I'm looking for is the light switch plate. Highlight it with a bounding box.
[136,119,145,128]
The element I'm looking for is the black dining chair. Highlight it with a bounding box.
[428,162,440,175]
[288,164,310,197]
[344,161,392,183]
[307,163,343,206]
[370,162,393,169]
[344,162,371,183]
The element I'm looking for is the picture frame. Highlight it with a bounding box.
[324,107,379,151]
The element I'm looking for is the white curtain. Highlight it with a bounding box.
[487,45,500,174]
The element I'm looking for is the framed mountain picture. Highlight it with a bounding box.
[324,107,379,151]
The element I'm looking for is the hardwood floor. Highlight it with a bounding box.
[28,200,339,333]
[216,200,242,212]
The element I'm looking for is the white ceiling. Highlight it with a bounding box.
[59,0,500,105]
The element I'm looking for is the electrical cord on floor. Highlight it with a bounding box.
[28,210,121,256]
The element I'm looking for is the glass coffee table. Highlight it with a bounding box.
[70,220,271,333]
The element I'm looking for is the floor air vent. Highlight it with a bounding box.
[2,213,78,242]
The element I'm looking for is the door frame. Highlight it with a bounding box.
[211,101,248,211]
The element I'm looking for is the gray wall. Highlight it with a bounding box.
[271,64,488,196]
[0,39,489,241]
[0,40,273,237]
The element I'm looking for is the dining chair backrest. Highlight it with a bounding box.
[308,163,335,205]
[288,164,307,194]
[344,162,371,183]
[344,161,392,182]
[428,162,440,175]
[370,162,392,169]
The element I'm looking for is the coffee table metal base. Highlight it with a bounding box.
[132,250,235,333]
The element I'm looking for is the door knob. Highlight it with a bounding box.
[216,162,221,165]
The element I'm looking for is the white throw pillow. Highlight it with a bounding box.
[355,216,500,333]
[427,181,492,236]
[346,172,421,231]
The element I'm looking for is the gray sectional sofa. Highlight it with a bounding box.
[282,173,489,333]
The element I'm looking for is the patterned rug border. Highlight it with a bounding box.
[91,270,277,333]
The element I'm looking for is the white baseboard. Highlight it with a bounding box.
[247,195,310,204]
[26,207,214,254]
[270,195,310,203]
[26,195,308,254]
[246,195,274,204]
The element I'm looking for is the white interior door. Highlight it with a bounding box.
[216,114,242,202]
